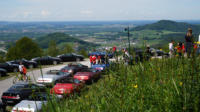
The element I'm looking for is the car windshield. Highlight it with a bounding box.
[60,78,80,83]
[28,93,49,101]
[8,85,24,90]
[6,62,11,65]
[82,69,96,72]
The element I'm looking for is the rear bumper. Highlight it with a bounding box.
[2,98,20,105]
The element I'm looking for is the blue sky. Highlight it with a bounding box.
[0,0,200,21]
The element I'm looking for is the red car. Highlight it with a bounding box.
[50,78,84,97]
[74,68,101,84]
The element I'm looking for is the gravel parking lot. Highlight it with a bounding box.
[0,60,90,98]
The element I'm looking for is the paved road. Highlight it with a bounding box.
[0,60,90,97]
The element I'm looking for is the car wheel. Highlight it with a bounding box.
[13,68,18,72]
[53,61,57,65]
[28,64,34,69]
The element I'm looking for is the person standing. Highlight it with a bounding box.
[92,55,97,65]
[169,40,174,57]
[89,55,93,66]
[185,28,194,57]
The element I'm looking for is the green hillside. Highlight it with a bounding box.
[35,32,98,49]
[133,20,200,33]
[131,20,200,48]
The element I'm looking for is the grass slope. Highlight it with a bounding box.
[43,57,200,112]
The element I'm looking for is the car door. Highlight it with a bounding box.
[22,85,33,99]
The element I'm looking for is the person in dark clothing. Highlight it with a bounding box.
[185,28,194,57]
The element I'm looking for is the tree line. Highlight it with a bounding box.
[0,37,88,62]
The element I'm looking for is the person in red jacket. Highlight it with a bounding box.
[92,55,97,65]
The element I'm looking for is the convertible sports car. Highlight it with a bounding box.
[32,56,61,65]
[50,77,84,96]
[91,64,109,71]
[57,53,84,62]
[11,93,49,112]
[1,82,46,106]
[0,68,7,77]
[36,70,71,86]
[61,63,88,75]
[0,62,19,72]
[10,59,38,69]
[74,68,101,84]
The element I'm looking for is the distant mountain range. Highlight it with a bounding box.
[35,32,98,49]
[133,20,200,34]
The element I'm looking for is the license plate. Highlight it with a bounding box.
[7,100,14,103]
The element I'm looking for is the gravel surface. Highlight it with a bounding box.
[0,60,90,98]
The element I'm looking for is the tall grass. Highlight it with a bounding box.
[43,56,200,112]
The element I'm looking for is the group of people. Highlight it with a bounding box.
[169,28,199,58]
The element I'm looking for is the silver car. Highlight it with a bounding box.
[37,70,71,86]
[11,93,48,112]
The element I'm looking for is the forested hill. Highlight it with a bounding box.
[133,20,200,33]
[35,32,98,49]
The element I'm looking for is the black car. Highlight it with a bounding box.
[57,53,84,62]
[61,63,88,74]
[32,56,61,65]
[1,82,46,106]
[10,59,38,69]
[0,68,7,77]
[0,62,19,72]
[0,102,5,112]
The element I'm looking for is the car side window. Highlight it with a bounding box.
[30,84,38,89]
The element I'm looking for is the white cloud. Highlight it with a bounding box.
[23,11,32,18]
[80,10,93,15]
[41,10,50,16]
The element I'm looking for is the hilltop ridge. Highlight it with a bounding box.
[133,20,200,33]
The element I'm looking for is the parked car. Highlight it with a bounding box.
[91,64,109,71]
[50,77,85,97]
[36,70,71,86]
[88,52,113,58]
[1,82,46,106]
[74,68,101,84]
[0,68,7,77]
[61,63,88,74]
[32,56,61,65]
[0,62,19,72]
[0,102,5,112]
[11,93,50,112]
[57,53,84,62]
[10,59,38,69]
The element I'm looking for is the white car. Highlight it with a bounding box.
[37,70,71,86]
[11,93,48,112]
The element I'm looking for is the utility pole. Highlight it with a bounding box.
[125,27,131,53]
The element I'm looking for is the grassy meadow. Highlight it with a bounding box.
[41,55,200,112]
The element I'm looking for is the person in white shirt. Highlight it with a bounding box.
[19,62,24,75]
[169,40,174,57]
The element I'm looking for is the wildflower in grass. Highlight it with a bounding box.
[179,82,183,86]
[132,84,138,88]
[85,95,89,98]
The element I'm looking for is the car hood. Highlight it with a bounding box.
[12,100,47,112]
[54,83,75,89]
